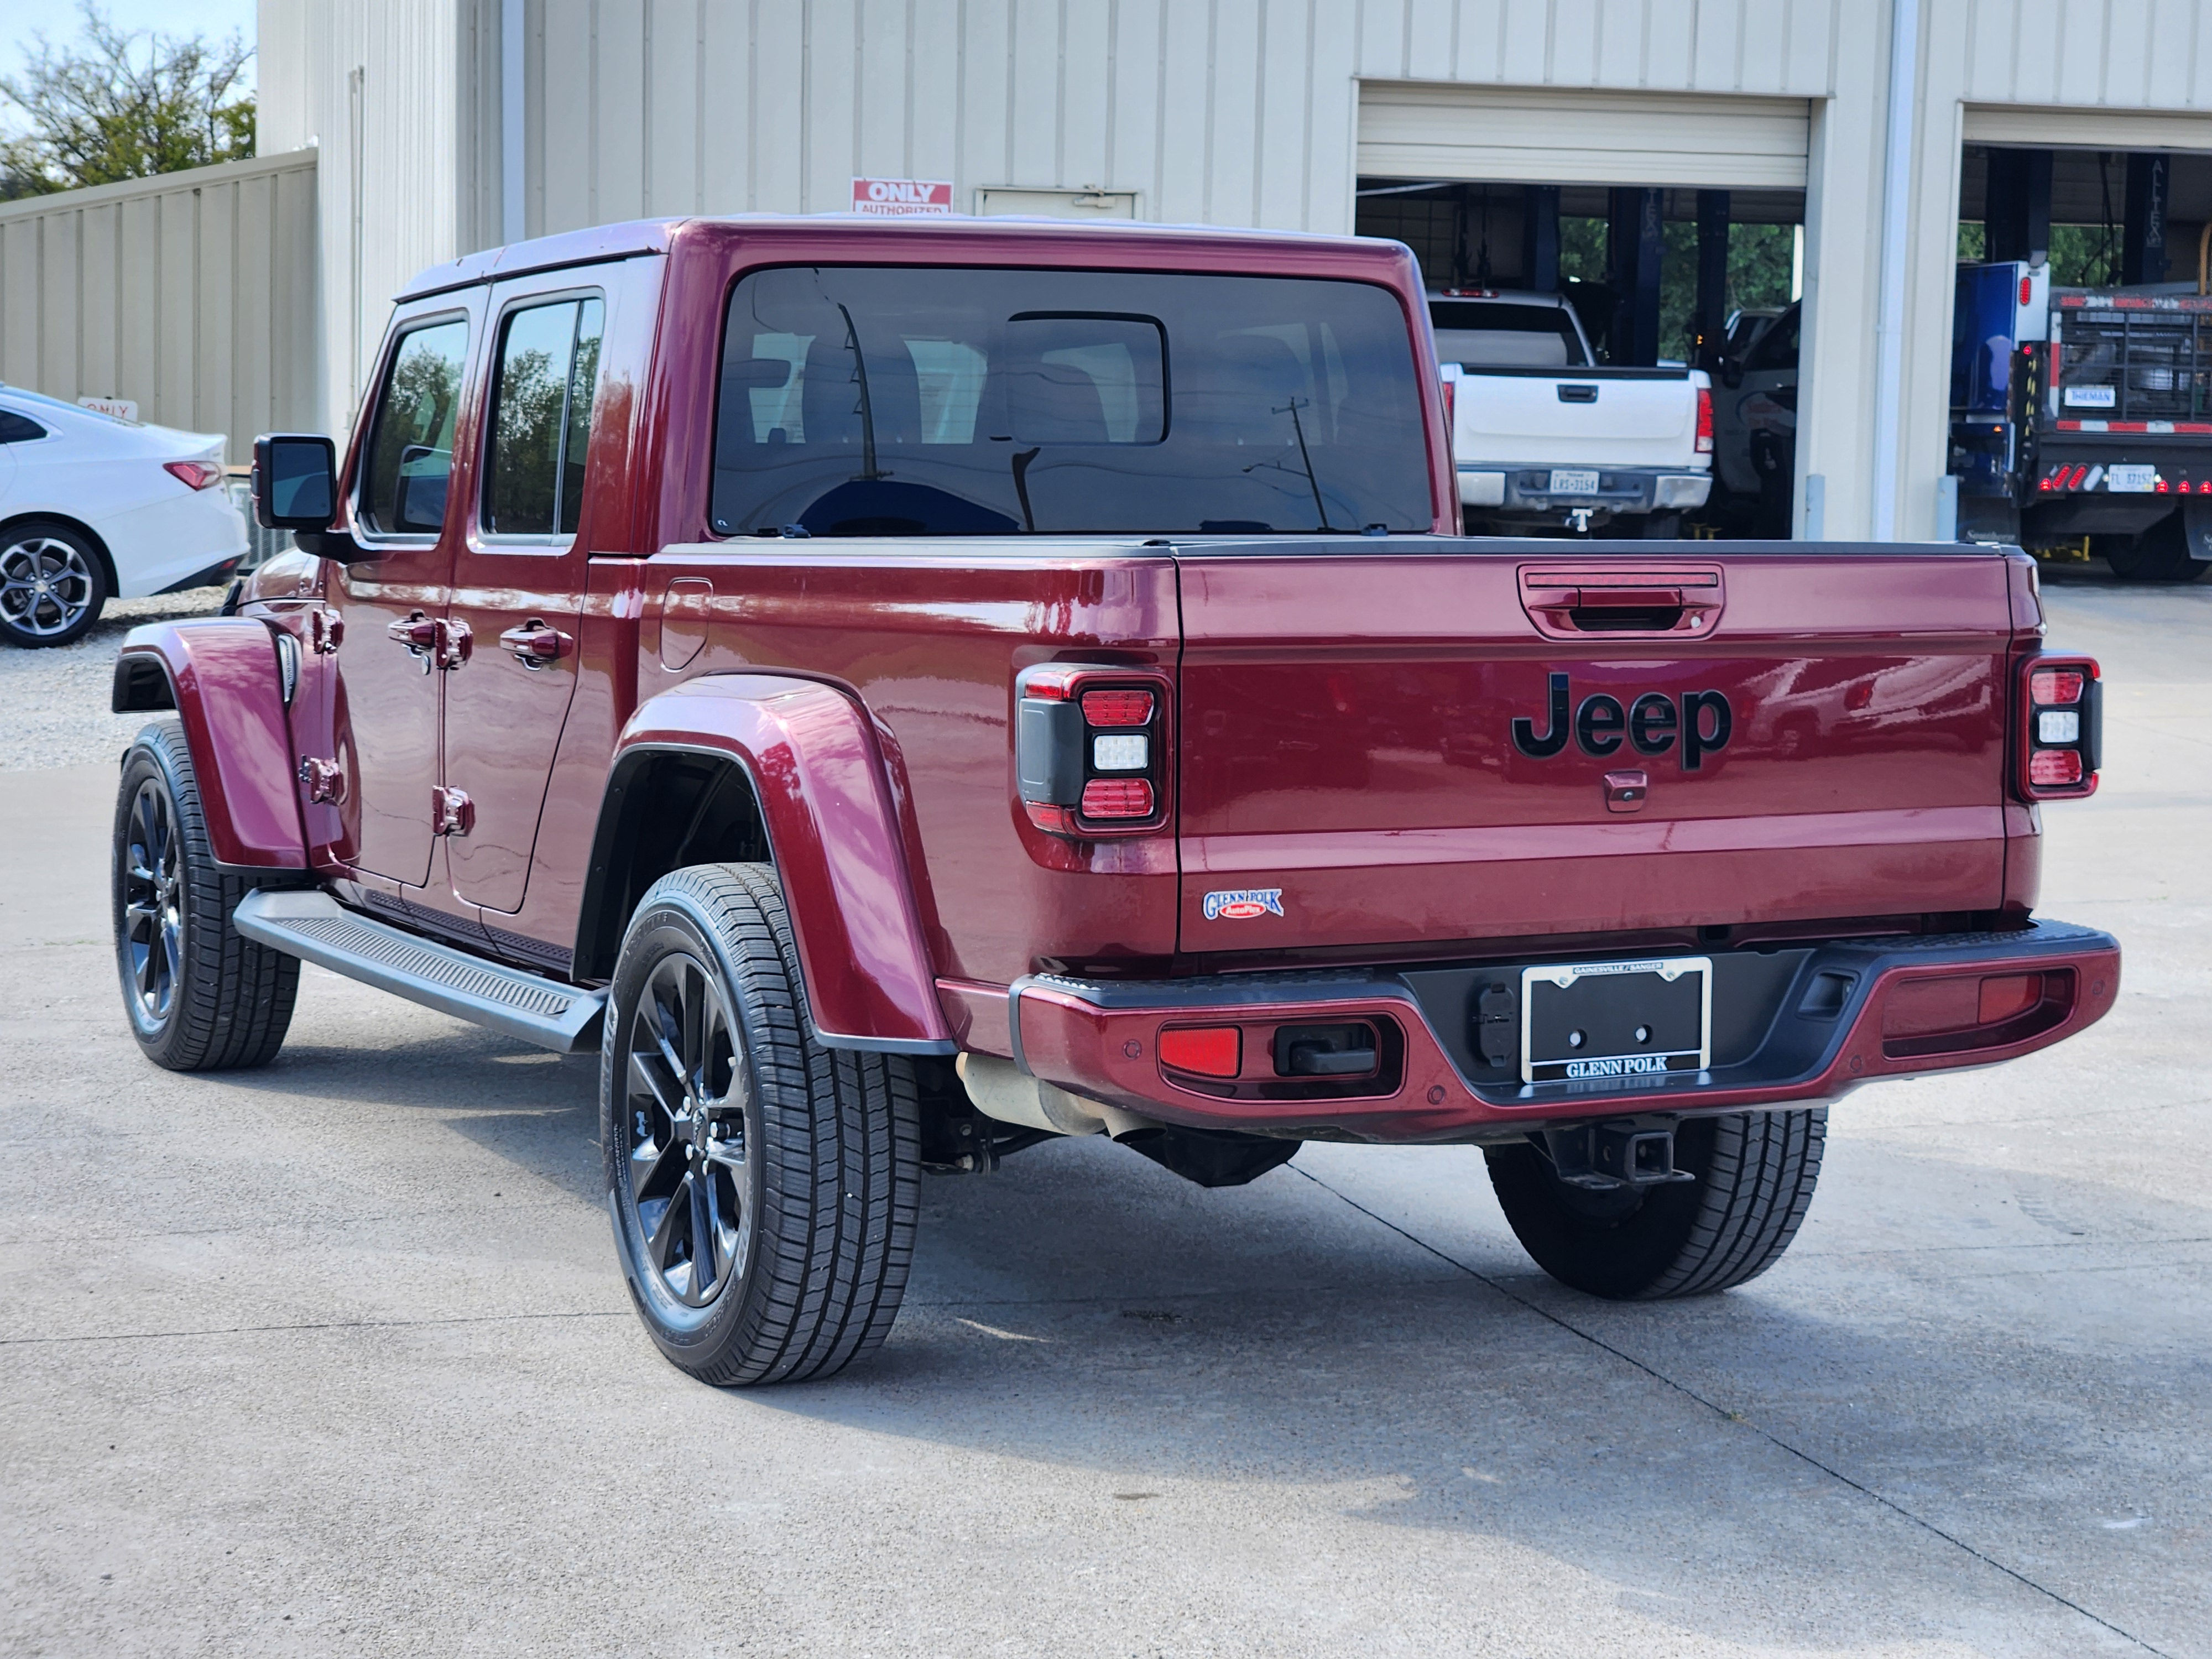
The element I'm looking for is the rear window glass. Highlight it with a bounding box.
[1428,301,1587,368]
[711,267,1431,535]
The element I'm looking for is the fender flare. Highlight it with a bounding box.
[111,619,307,869]
[587,674,952,1055]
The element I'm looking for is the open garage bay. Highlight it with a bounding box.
[2,573,2206,1657]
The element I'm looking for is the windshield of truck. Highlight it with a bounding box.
[711,267,1432,535]
[1428,300,1587,368]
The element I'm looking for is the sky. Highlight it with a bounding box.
[2,0,258,125]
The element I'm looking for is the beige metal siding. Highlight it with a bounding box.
[1964,103,2212,148]
[0,152,320,461]
[1357,84,1812,186]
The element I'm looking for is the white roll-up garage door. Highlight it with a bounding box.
[1358,83,1811,189]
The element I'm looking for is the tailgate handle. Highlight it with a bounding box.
[1519,566,1724,638]
[1557,383,1599,403]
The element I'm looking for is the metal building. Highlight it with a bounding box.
[16,1,2212,542]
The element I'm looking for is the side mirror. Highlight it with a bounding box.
[252,434,338,531]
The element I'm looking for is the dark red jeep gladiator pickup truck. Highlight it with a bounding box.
[109,216,2118,1385]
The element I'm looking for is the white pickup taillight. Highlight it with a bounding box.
[2016,655,2100,800]
[1694,385,1714,455]
[1016,664,1171,836]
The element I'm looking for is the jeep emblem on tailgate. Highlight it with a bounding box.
[1512,672,1732,770]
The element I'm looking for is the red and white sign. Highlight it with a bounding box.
[851,177,953,217]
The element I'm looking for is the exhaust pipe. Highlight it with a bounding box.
[956,1053,1160,1140]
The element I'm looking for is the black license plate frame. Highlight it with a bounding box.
[1520,956,1712,1084]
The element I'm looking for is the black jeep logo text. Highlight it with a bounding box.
[1511,672,1733,770]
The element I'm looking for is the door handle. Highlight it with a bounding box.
[499,620,570,667]
[387,613,437,672]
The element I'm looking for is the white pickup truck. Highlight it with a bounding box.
[1433,290,1714,536]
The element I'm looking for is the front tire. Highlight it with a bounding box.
[1486,1109,1825,1300]
[112,719,300,1070]
[602,863,919,1385]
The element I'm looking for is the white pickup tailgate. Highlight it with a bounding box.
[1454,371,1705,469]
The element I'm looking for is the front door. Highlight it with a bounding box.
[327,305,479,886]
[440,280,607,915]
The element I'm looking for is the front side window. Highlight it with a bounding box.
[361,318,470,535]
[711,267,1431,536]
[484,295,605,536]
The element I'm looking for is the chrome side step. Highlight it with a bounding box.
[232,889,606,1052]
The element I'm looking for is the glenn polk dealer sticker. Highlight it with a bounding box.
[1204,889,1284,921]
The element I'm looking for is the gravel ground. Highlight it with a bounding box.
[0,587,230,771]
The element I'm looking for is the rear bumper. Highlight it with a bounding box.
[967,920,2119,1142]
[1458,462,1711,520]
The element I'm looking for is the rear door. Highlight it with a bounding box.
[1175,545,2013,957]
[439,276,611,916]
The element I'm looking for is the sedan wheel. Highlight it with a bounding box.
[0,525,107,646]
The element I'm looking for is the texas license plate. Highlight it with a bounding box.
[2106,463,2157,493]
[1521,957,1712,1084]
[1548,468,1600,495]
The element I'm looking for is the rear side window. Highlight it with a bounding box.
[0,410,46,444]
[1429,301,1587,368]
[483,295,606,537]
[361,318,469,535]
[711,266,1431,536]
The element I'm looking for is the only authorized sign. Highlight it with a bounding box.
[851,178,953,216]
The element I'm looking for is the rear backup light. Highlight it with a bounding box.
[1159,1026,1241,1077]
[1081,688,1153,727]
[2016,655,2100,801]
[164,460,223,490]
[1016,664,1170,836]
[1091,733,1148,770]
[1081,777,1154,817]
[1694,385,1714,453]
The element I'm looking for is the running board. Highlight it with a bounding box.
[232,889,606,1053]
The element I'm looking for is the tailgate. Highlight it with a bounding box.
[1455,371,1701,467]
[1176,547,2016,956]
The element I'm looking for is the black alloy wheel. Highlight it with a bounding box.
[0,521,108,646]
[120,776,184,1027]
[621,951,759,1312]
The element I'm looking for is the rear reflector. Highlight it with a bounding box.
[1159,1025,1240,1077]
[1081,688,1154,727]
[1081,777,1154,818]
[1881,969,2072,1058]
[2030,668,2084,704]
[2028,748,2084,786]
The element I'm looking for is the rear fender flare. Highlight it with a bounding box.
[111,619,307,869]
[588,674,952,1055]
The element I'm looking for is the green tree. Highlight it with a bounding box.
[0,2,253,200]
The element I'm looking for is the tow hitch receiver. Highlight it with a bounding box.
[1537,1121,1695,1191]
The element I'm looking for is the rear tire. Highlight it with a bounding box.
[1486,1109,1825,1299]
[2103,515,2203,582]
[112,719,300,1070]
[602,863,919,1385]
[0,519,108,647]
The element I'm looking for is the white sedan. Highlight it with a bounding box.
[0,385,249,647]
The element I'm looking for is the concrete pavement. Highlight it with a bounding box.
[2,572,2206,1656]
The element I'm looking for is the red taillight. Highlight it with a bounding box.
[2019,275,2034,305]
[1081,777,1154,818]
[2017,655,2099,801]
[1081,688,1153,727]
[1159,1025,1241,1078]
[1440,375,1455,435]
[1694,385,1714,454]
[2028,748,2084,786]
[164,460,223,491]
